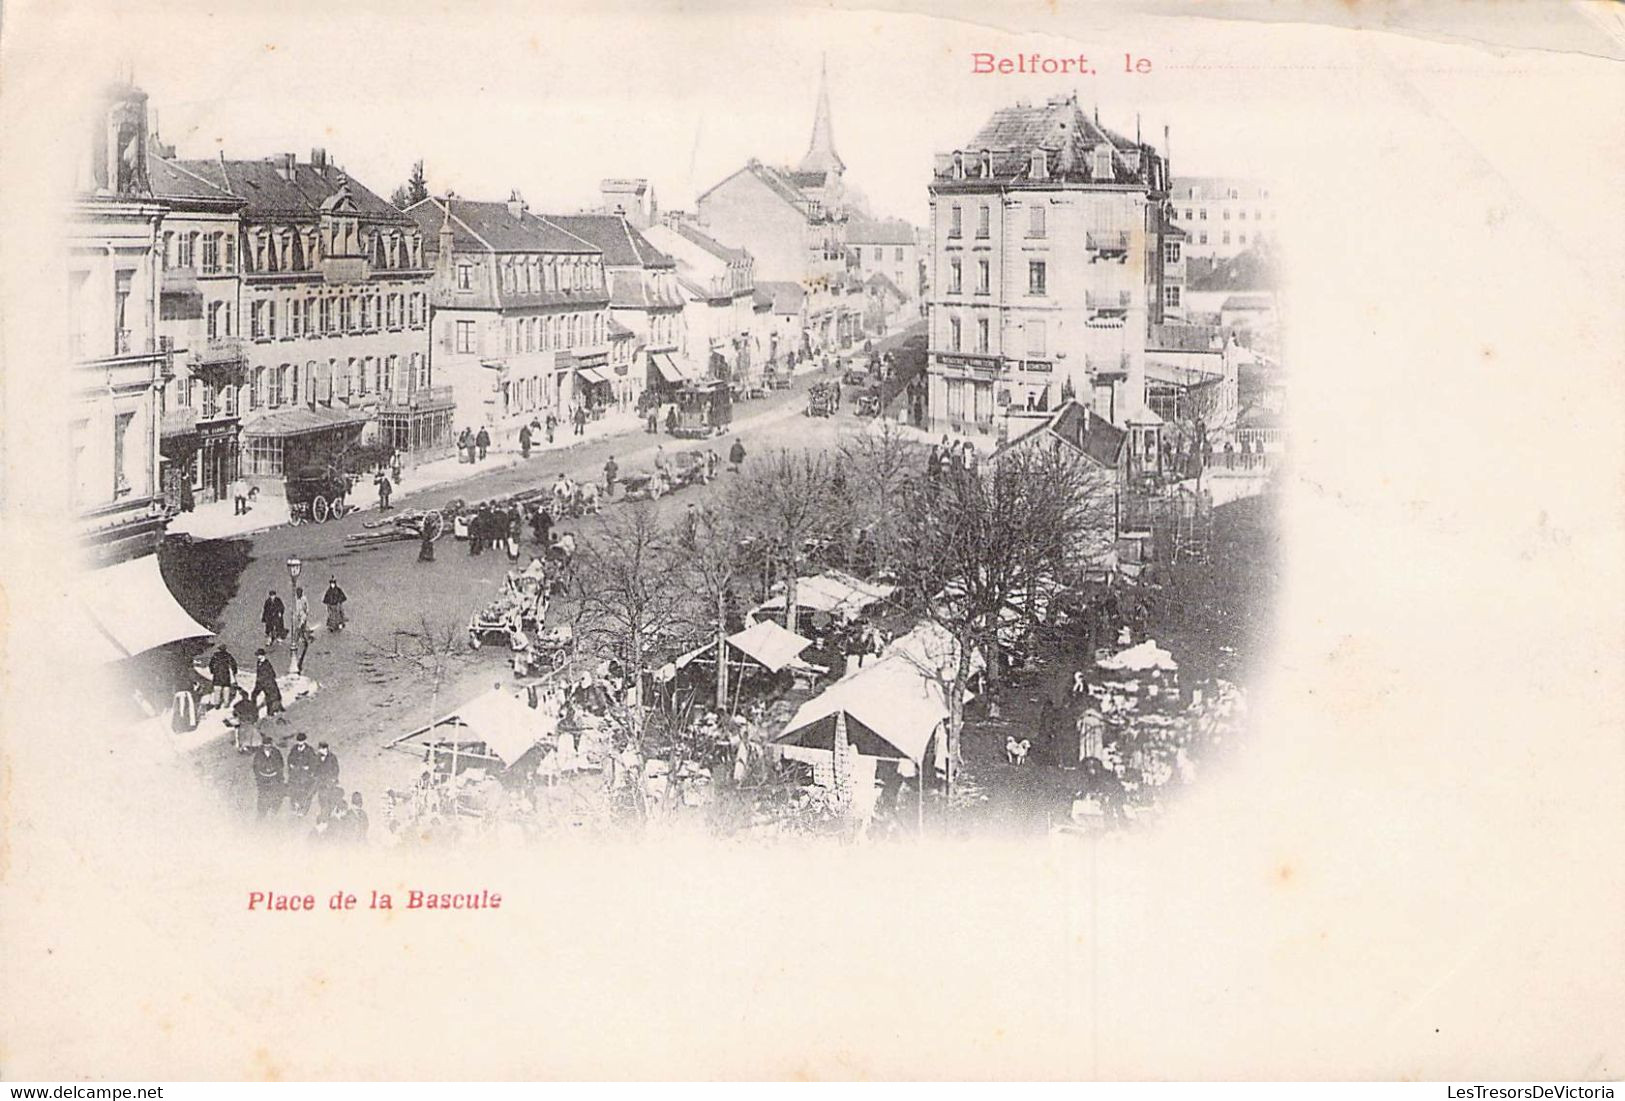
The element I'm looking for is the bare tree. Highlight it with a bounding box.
[730,449,842,633]
[836,418,920,577]
[680,502,751,709]
[891,443,1118,793]
[570,504,690,729]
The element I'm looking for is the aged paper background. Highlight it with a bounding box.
[2,0,1622,1081]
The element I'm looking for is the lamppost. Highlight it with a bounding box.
[286,555,303,675]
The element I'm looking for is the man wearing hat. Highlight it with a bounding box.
[208,644,239,710]
[311,741,342,820]
[285,732,317,816]
[251,648,283,716]
[250,738,285,819]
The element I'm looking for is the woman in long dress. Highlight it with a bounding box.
[323,577,348,632]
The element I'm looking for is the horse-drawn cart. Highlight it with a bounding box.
[468,569,550,651]
[286,467,358,524]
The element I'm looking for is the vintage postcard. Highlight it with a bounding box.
[1,0,1621,1085]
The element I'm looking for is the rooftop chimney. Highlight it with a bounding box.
[311,147,327,174]
[508,190,526,220]
[277,152,297,180]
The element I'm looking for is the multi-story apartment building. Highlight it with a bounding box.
[642,220,760,389]
[1167,177,1274,259]
[406,193,612,445]
[148,152,247,510]
[166,150,442,480]
[68,82,174,566]
[547,207,683,412]
[925,93,1178,452]
[693,63,860,352]
[846,215,921,301]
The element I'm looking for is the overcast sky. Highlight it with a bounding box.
[23,0,1337,226]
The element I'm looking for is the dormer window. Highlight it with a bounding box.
[1031,149,1047,179]
[981,149,993,178]
[1092,146,1113,180]
[952,151,964,180]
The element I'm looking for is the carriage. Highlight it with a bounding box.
[806,383,836,418]
[467,569,550,650]
[509,623,577,677]
[854,390,882,418]
[620,468,672,501]
[285,467,358,524]
[668,380,732,439]
[671,450,714,490]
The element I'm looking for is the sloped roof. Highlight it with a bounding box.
[865,272,906,300]
[546,214,675,268]
[946,97,1157,186]
[406,198,599,254]
[1000,400,1125,469]
[670,221,750,264]
[1221,293,1274,311]
[756,280,806,313]
[1171,176,1270,202]
[171,157,409,223]
[606,316,636,339]
[846,215,917,245]
[149,158,242,206]
[697,161,812,214]
[1148,322,1225,353]
[1186,248,1278,293]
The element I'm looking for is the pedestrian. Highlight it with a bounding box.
[506,513,522,563]
[665,405,678,434]
[252,648,284,716]
[534,505,552,548]
[519,421,533,459]
[347,791,370,842]
[261,590,286,650]
[375,469,392,511]
[285,732,317,816]
[322,576,347,632]
[926,445,941,480]
[654,445,667,481]
[705,449,719,480]
[312,741,341,818]
[476,427,490,462]
[1223,440,1235,469]
[458,427,473,464]
[832,379,841,410]
[291,586,312,666]
[390,450,403,485]
[171,663,199,733]
[231,686,259,752]
[603,456,619,497]
[646,407,658,434]
[251,738,285,819]
[728,438,746,473]
[418,515,436,562]
[207,645,238,710]
[573,407,586,437]
[231,476,250,515]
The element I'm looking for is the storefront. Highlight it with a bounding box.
[240,406,370,481]
[377,386,456,464]
[159,410,241,510]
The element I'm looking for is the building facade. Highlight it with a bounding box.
[68,83,173,565]
[407,194,612,446]
[547,207,683,412]
[1167,177,1275,260]
[642,220,761,390]
[148,152,247,510]
[925,93,1178,442]
[693,62,861,353]
[167,150,442,480]
[846,215,921,302]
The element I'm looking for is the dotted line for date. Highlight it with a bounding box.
[1160,65,1524,73]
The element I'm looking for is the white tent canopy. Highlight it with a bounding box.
[778,658,949,763]
[1098,639,1179,672]
[440,689,555,764]
[727,619,813,673]
[755,570,895,621]
[76,554,213,663]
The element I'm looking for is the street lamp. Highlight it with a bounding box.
[286,556,303,674]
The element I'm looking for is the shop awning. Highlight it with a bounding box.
[755,570,896,621]
[75,554,213,663]
[242,406,370,439]
[1098,639,1178,672]
[728,620,813,673]
[577,367,613,386]
[651,353,701,384]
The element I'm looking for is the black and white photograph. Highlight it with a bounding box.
[1,0,1621,1088]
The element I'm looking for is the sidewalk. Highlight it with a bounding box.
[164,408,645,540]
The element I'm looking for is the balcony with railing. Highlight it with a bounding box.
[381,384,454,412]
[1086,231,1131,256]
[1085,289,1133,313]
[193,335,247,371]
[1086,352,1131,379]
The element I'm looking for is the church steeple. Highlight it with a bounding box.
[797,54,845,177]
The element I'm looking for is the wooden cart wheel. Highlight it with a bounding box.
[468,632,482,650]
[425,510,446,542]
[312,495,330,523]
[550,650,568,670]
